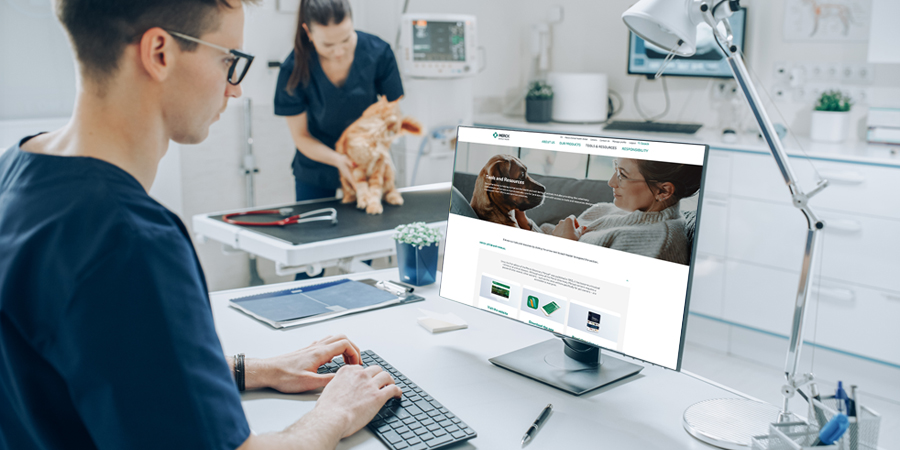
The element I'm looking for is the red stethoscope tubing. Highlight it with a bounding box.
[222,208,338,227]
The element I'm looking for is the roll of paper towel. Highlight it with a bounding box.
[547,73,608,123]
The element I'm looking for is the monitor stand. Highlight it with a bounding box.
[489,338,643,395]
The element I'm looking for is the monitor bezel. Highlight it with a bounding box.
[626,6,748,80]
[442,124,712,373]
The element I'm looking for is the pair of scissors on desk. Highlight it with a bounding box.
[222,207,338,227]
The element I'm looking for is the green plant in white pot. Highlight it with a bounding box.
[810,90,852,143]
[393,222,443,286]
[525,81,553,123]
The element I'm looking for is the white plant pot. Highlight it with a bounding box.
[810,110,850,143]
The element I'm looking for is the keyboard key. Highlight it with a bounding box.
[407,444,427,450]
[450,418,461,424]
[420,418,435,426]
[414,428,429,436]
[394,442,409,450]
[407,437,422,445]
[414,414,428,421]
[402,417,416,425]
[400,431,416,440]
[444,425,459,433]
[433,429,447,437]
[437,420,452,428]
[427,410,442,418]
[414,400,434,412]
[408,422,422,430]
[419,432,435,441]
[426,424,440,432]
[462,427,475,436]
[376,425,392,434]
[381,430,403,444]
[450,431,466,439]
[427,435,453,448]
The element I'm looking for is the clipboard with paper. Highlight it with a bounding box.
[228,278,424,329]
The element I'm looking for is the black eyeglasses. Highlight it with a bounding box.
[167,30,254,85]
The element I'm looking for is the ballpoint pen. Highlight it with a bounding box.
[848,385,858,417]
[521,403,553,446]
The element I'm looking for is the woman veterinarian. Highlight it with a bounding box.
[274,0,404,278]
[275,0,403,202]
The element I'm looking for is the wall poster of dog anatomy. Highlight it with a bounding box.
[783,0,871,42]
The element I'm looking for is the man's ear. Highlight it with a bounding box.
[139,27,175,82]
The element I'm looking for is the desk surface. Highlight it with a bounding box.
[211,269,748,450]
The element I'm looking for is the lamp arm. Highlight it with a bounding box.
[708,14,829,419]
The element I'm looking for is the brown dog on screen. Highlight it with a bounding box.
[470,155,546,227]
[335,97,422,214]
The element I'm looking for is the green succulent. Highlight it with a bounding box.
[814,90,852,112]
[526,81,554,100]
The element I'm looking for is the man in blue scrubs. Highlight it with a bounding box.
[0,1,400,449]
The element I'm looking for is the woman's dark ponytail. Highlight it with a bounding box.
[635,160,703,201]
[285,0,352,95]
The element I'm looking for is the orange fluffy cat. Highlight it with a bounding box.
[335,96,422,214]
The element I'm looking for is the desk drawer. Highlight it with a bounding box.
[726,198,807,272]
[696,194,728,257]
[726,199,900,293]
[729,152,900,220]
[688,253,726,318]
[807,280,900,366]
[722,261,798,336]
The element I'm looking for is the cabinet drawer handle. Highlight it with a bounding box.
[819,170,865,184]
[705,199,729,207]
[812,286,856,302]
[823,219,862,233]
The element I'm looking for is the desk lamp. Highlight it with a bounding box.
[622,1,830,448]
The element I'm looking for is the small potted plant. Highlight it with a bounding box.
[810,90,852,143]
[393,222,443,286]
[525,81,554,123]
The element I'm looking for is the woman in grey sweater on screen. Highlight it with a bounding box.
[514,158,702,265]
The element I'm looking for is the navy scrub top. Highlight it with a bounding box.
[274,30,404,190]
[0,138,250,449]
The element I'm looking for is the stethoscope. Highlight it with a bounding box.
[223,207,338,227]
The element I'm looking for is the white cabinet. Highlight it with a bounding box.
[691,148,900,366]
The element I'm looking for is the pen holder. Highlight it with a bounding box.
[395,241,438,286]
[808,399,880,450]
[751,422,837,450]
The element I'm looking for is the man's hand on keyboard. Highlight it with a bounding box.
[316,364,403,438]
[245,334,363,392]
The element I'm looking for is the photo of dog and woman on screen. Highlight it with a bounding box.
[450,144,703,266]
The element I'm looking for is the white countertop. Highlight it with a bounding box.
[474,113,900,167]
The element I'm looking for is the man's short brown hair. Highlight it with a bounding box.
[55,0,257,84]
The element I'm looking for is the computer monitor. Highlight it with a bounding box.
[627,7,747,79]
[441,126,709,395]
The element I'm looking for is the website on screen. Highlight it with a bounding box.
[440,127,707,370]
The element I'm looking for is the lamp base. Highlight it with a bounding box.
[683,398,793,449]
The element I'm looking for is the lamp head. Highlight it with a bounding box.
[624,0,718,57]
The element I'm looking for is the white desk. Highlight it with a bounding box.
[211,269,755,450]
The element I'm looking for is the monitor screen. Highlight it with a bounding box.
[441,127,709,371]
[627,8,747,79]
[412,20,466,62]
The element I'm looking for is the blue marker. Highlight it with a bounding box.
[835,382,849,414]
